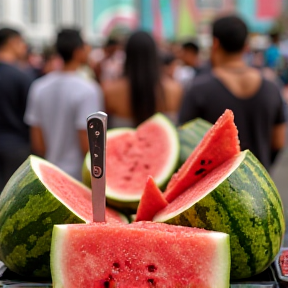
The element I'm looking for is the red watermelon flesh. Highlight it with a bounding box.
[37,161,126,224]
[105,114,179,203]
[164,109,240,203]
[51,222,230,288]
[154,153,244,222]
[135,176,168,221]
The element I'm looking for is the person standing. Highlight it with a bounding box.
[25,29,104,180]
[0,27,32,191]
[179,16,286,171]
[174,41,200,89]
[264,32,281,70]
[103,31,182,128]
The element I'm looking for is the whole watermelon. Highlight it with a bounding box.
[0,156,127,278]
[155,150,285,279]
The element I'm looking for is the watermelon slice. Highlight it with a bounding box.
[135,176,168,221]
[51,222,230,288]
[164,109,240,203]
[0,156,127,278]
[83,113,179,210]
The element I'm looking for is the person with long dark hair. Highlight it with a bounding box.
[103,31,182,127]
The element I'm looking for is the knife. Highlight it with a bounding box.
[87,112,107,222]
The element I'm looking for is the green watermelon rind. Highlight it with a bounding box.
[82,152,92,188]
[154,150,285,279]
[0,155,86,278]
[178,118,212,164]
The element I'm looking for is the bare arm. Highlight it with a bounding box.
[78,130,89,156]
[30,126,46,157]
[271,123,286,151]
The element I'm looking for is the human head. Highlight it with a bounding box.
[212,15,248,57]
[270,32,280,44]
[0,27,27,61]
[56,28,88,64]
[104,37,119,57]
[160,51,177,78]
[124,31,162,125]
[42,46,63,74]
[181,41,199,67]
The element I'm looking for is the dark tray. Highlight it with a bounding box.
[0,262,283,287]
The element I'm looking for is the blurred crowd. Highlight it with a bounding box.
[0,14,287,190]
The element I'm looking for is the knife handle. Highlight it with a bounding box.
[87,112,107,222]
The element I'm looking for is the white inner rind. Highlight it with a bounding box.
[149,114,180,186]
[50,225,67,288]
[31,155,91,222]
[211,232,231,287]
[154,151,246,222]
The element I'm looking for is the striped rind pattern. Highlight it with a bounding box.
[164,151,285,279]
[0,156,84,278]
[178,118,212,164]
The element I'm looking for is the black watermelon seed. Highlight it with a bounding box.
[113,262,120,269]
[208,160,212,164]
[147,265,157,272]
[103,281,109,288]
[148,278,156,285]
[195,168,206,175]
[200,160,205,165]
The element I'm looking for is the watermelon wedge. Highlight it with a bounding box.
[0,156,127,278]
[135,176,168,221]
[51,222,230,288]
[154,150,285,279]
[165,109,240,203]
[83,113,179,210]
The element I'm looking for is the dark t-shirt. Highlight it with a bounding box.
[0,62,32,148]
[179,72,286,170]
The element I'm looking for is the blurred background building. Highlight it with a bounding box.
[0,0,286,48]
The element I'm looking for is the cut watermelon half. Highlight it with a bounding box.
[51,222,230,288]
[164,109,240,203]
[135,176,168,221]
[83,113,180,210]
[0,156,127,278]
[33,156,127,224]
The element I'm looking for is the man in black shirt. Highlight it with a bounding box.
[179,16,286,171]
[0,28,32,190]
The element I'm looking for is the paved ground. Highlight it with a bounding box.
[271,146,288,245]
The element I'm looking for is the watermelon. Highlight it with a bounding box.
[165,109,240,203]
[178,118,212,164]
[135,176,168,221]
[0,155,127,278]
[154,150,285,279]
[82,113,179,211]
[51,222,230,288]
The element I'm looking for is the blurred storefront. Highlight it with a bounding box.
[0,0,286,47]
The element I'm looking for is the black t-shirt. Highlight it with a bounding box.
[179,72,286,170]
[0,62,32,147]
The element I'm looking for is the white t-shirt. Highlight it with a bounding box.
[174,65,196,89]
[25,71,104,180]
